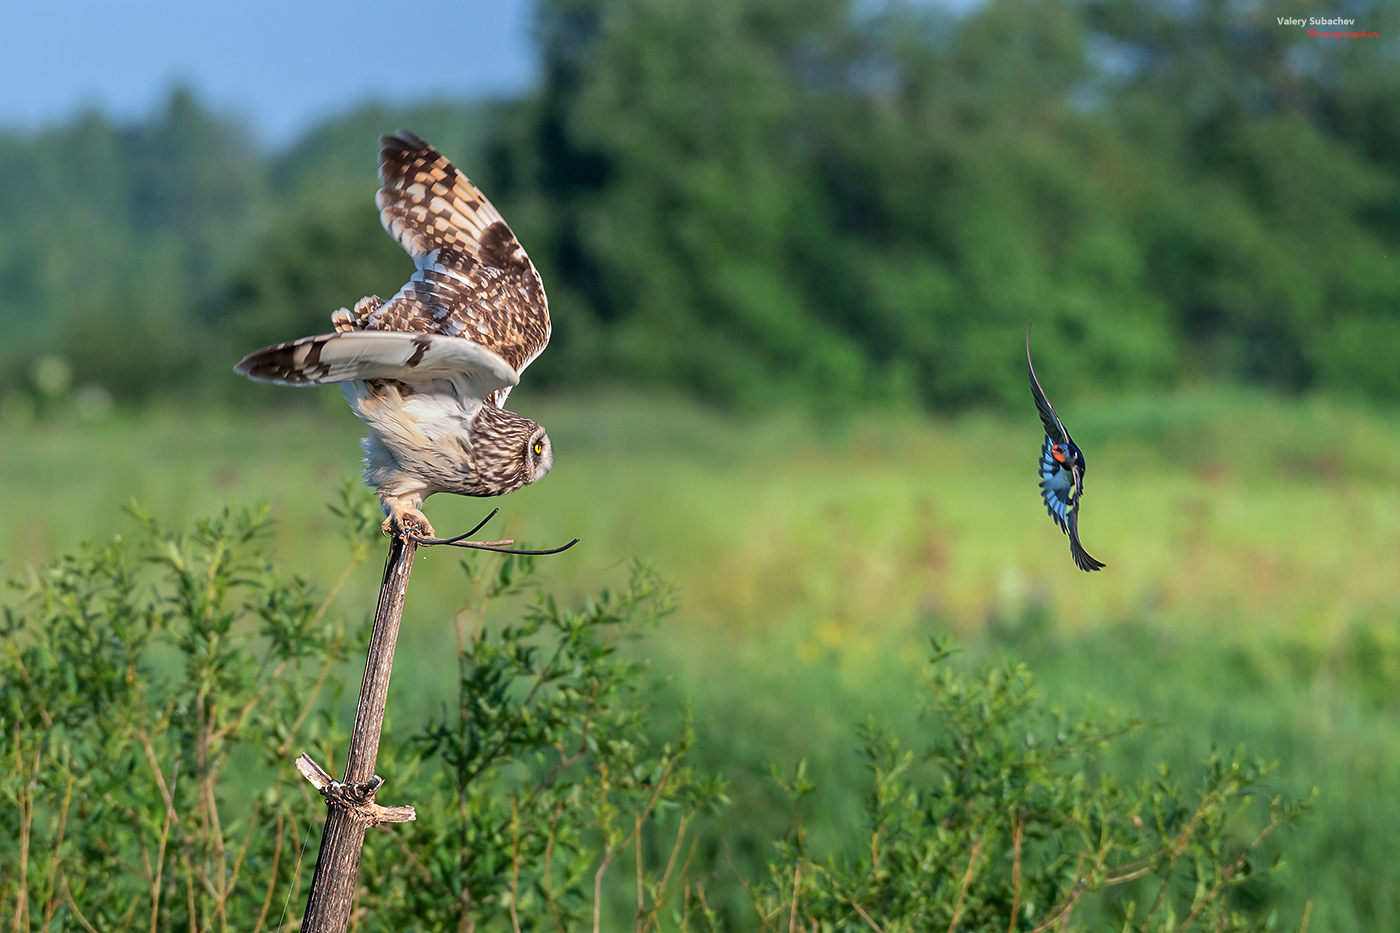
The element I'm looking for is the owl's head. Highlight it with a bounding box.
[468,405,555,496]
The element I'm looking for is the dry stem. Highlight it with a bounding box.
[945,835,984,933]
[1007,813,1024,933]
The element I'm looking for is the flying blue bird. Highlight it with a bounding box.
[1027,328,1105,572]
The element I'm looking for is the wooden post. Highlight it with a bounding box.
[298,533,419,933]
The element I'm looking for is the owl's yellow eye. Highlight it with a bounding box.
[533,441,544,456]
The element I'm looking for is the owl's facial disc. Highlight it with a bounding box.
[526,426,554,483]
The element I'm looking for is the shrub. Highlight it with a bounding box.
[358,552,727,931]
[0,492,382,931]
[748,640,1313,932]
[0,492,720,932]
[0,494,1309,931]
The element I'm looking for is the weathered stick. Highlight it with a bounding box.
[299,533,418,933]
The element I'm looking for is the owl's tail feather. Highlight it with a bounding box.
[332,295,385,333]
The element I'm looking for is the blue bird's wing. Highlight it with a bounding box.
[1038,435,1073,532]
[1027,328,1069,446]
[1038,435,1106,572]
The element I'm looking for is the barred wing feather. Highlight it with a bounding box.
[234,331,518,397]
[368,131,550,398]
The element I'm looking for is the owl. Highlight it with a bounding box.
[236,131,554,539]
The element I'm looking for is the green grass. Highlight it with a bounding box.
[5,388,1400,928]
[7,388,1399,641]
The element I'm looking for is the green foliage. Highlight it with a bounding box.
[0,499,372,931]
[980,615,1397,933]
[501,0,1177,409]
[6,0,1400,409]
[492,0,1400,407]
[0,87,265,399]
[747,640,1312,932]
[0,491,1316,930]
[1079,0,1400,396]
[0,497,725,931]
[0,94,490,405]
[214,198,412,359]
[3,391,1390,928]
[358,554,726,931]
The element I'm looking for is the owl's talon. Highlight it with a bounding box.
[383,506,436,541]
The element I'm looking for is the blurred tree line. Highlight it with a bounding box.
[2,0,1398,413]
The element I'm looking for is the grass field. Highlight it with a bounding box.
[4,388,1400,928]
[8,388,1400,639]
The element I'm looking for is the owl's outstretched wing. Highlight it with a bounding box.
[235,331,518,400]
[357,131,549,404]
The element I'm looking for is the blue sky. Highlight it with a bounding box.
[0,0,537,147]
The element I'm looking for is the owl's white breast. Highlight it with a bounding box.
[343,377,480,498]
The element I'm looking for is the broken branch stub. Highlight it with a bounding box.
[296,753,415,827]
